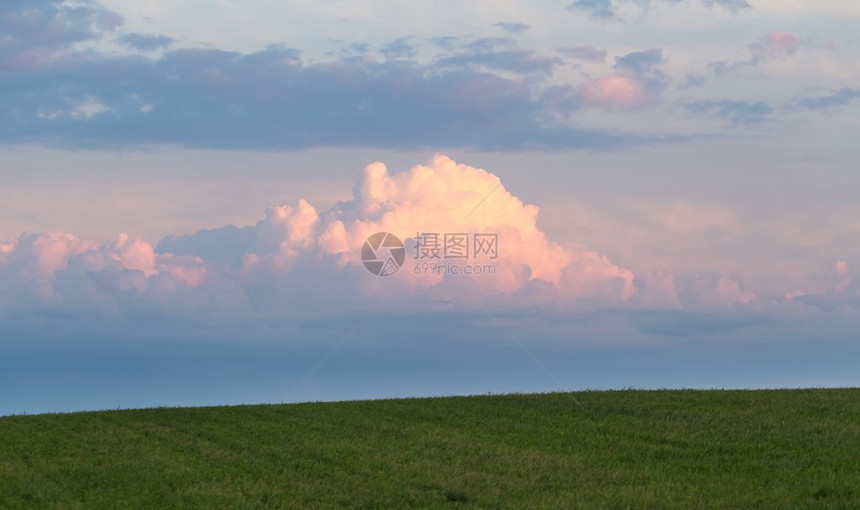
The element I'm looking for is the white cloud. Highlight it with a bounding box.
[1,155,643,317]
[5,154,860,320]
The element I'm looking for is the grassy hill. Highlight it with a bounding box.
[1,389,858,509]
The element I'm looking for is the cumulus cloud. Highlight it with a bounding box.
[1,156,647,318]
[0,231,155,309]
[5,155,860,331]
[789,260,860,313]
[163,155,638,307]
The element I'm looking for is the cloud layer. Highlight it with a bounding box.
[2,155,789,320]
[0,2,658,151]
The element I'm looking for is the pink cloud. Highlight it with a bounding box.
[110,233,156,277]
[156,254,207,288]
[749,31,801,62]
[579,74,645,109]
[0,156,643,314]
[3,155,793,317]
[681,275,757,309]
[832,260,851,294]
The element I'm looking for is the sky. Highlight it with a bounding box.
[2,0,859,415]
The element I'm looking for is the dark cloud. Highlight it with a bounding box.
[492,22,530,34]
[428,36,458,49]
[566,0,615,19]
[792,88,860,111]
[435,40,561,75]
[347,42,370,54]
[0,0,123,72]
[116,33,175,51]
[1,4,647,152]
[157,225,254,270]
[701,0,751,11]
[684,99,773,125]
[566,0,750,20]
[614,48,664,73]
[0,41,639,151]
[678,72,706,89]
[0,0,123,49]
[379,37,417,59]
[708,60,732,76]
[710,32,803,76]
[462,37,516,52]
[557,45,607,62]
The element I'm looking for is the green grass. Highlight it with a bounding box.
[1,389,858,509]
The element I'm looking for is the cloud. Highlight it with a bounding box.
[15,154,849,321]
[677,274,757,309]
[792,88,860,111]
[379,37,417,58]
[0,0,123,70]
[435,38,561,75]
[5,154,860,368]
[580,75,645,108]
[165,155,638,305]
[0,3,644,151]
[0,0,123,48]
[710,31,804,75]
[790,261,860,312]
[116,33,175,51]
[566,0,750,20]
[428,36,458,49]
[832,261,851,294]
[557,45,607,62]
[577,48,668,110]
[683,99,773,124]
[567,0,615,19]
[492,22,530,34]
[0,155,647,318]
[678,72,706,89]
[700,0,751,11]
[614,48,664,74]
[749,31,801,62]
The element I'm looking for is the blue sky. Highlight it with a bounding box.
[1,0,859,415]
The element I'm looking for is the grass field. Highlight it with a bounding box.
[1,389,858,509]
